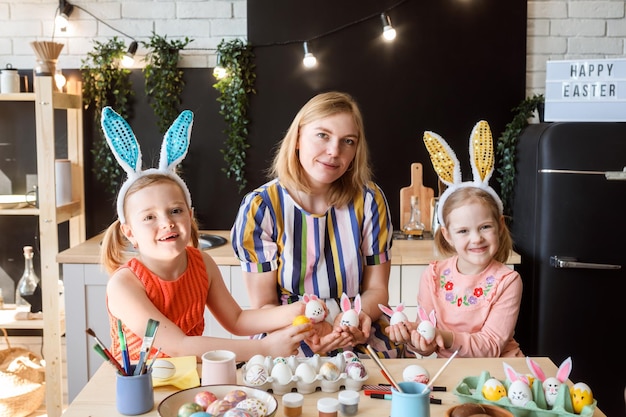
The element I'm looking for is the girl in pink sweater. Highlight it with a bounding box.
[386,121,523,358]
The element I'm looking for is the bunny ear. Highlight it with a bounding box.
[526,357,546,382]
[423,130,462,187]
[378,304,393,316]
[468,120,494,184]
[353,294,362,313]
[396,303,405,312]
[159,110,194,172]
[340,293,351,312]
[556,357,572,382]
[303,294,311,303]
[503,362,519,382]
[429,310,436,326]
[101,106,142,175]
[417,306,429,321]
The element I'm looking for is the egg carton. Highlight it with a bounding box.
[454,371,597,417]
[242,352,369,395]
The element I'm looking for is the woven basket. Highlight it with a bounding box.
[0,328,46,417]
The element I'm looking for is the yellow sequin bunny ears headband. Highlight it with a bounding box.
[423,120,503,227]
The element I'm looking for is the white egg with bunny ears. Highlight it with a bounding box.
[504,362,533,407]
[303,293,327,323]
[527,356,572,408]
[378,303,408,325]
[417,306,437,343]
[339,293,361,327]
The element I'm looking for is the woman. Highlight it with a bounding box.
[231,91,402,357]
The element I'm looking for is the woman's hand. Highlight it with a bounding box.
[303,321,353,353]
[334,310,372,346]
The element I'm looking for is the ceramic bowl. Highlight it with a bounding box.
[446,403,515,417]
[158,384,278,417]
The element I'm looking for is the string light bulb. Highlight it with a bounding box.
[54,69,66,91]
[381,13,396,41]
[55,0,74,31]
[302,41,317,68]
[121,41,138,67]
[213,52,227,79]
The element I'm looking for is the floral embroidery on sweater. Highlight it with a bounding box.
[439,268,495,307]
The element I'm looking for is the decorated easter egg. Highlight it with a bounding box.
[481,378,507,401]
[224,389,247,406]
[402,364,430,384]
[294,362,317,384]
[345,361,367,380]
[178,402,204,417]
[508,380,532,407]
[236,398,268,417]
[342,351,360,363]
[206,399,233,416]
[319,361,341,381]
[245,363,268,386]
[189,413,211,417]
[270,362,293,385]
[571,382,593,414]
[152,358,176,379]
[247,354,268,370]
[224,409,253,417]
[292,315,310,326]
[194,390,218,409]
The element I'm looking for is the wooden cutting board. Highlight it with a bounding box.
[399,163,434,232]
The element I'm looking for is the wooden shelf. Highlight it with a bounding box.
[0,77,85,417]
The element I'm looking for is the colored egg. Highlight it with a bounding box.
[245,363,268,386]
[292,315,310,326]
[178,402,205,417]
[319,361,341,381]
[224,409,253,417]
[571,382,593,414]
[206,399,233,416]
[294,362,317,384]
[224,389,247,406]
[236,398,268,417]
[342,351,360,363]
[345,361,367,380]
[270,362,293,385]
[189,413,211,417]
[402,364,430,384]
[194,391,218,409]
[481,377,507,401]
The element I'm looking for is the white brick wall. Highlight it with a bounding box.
[0,1,624,96]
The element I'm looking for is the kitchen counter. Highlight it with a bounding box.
[56,230,521,266]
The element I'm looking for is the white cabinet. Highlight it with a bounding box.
[0,77,85,417]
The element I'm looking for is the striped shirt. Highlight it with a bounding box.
[231,179,393,303]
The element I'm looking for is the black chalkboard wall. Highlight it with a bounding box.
[1,0,526,262]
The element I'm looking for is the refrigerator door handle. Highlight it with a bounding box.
[550,256,622,270]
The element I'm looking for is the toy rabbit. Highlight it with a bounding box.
[526,356,572,408]
[339,293,361,327]
[378,303,408,325]
[303,294,327,323]
[416,306,436,343]
[504,362,533,407]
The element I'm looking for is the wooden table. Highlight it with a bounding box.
[60,357,606,417]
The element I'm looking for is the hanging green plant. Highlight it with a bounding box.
[495,94,545,217]
[213,39,256,192]
[80,37,134,195]
[142,32,192,133]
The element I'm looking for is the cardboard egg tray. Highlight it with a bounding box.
[454,371,597,417]
[241,353,369,395]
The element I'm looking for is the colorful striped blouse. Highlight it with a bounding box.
[230,179,393,303]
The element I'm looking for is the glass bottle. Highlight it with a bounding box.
[403,195,425,239]
[15,245,40,308]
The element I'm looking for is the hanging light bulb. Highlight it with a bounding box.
[55,0,74,31]
[213,52,227,79]
[54,68,66,91]
[381,13,396,42]
[121,41,138,68]
[302,41,317,68]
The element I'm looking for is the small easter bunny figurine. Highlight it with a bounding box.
[378,303,408,325]
[504,362,533,407]
[526,356,572,408]
[303,294,327,323]
[339,293,361,327]
[423,120,503,227]
[416,306,436,343]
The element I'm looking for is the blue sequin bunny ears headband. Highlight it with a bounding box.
[423,120,503,227]
[101,106,194,224]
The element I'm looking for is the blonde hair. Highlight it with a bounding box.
[100,174,200,274]
[434,187,512,263]
[269,91,372,207]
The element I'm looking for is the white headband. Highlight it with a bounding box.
[423,120,503,227]
[101,107,194,224]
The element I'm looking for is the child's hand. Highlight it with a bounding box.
[263,323,311,357]
[386,320,416,344]
[409,328,444,356]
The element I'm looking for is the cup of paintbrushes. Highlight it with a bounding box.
[116,364,154,415]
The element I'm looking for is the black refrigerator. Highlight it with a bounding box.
[511,122,626,417]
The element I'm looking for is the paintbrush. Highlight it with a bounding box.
[422,347,460,393]
[135,318,160,375]
[366,344,403,393]
[86,328,127,375]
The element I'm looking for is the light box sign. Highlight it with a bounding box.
[544,58,626,122]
